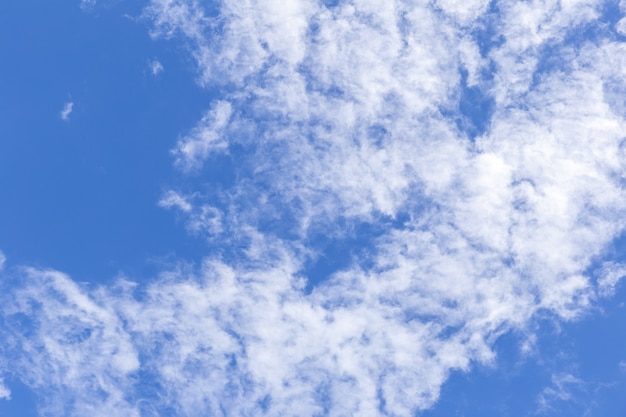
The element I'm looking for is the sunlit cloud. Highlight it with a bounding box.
[60,101,74,121]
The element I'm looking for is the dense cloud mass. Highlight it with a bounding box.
[2,0,626,416]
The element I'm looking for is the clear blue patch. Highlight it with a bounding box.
[301,213,410,292]
[257,394,271,413]
[322,0,341,8]
[1,311,38,341]
[0,0,213,285]
[471,1,505,57]
[422,327,554,417]
[424,286,626,417]
[457,69,495,139]
[598,0,624,29]
[312,381,332,417]
[367,124,389,148]
[0,378,39,417]
[376,384,387,415]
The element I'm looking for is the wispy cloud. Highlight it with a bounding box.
[80,0,96,10]
[171,100,231,171]
[3,0,626,416]
[596,262,626,297]
[0,378,9,400]
[1,269,139,416]
[158,190,222,235]
[60,101,74,121]
[80,0,96,9]
[536,373,585,414]
[149,59,163,76]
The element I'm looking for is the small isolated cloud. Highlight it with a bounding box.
[158,190,192,212]
[149,60,164,76]
[0,251,5,271]
[619,360,626,373]
[60,102,74,121]
[0,378,10,400]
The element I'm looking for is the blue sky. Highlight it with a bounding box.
[1,0,626,416]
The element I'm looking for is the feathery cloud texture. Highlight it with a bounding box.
[2,0,626,416]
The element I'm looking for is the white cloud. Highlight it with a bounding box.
[172,100,232,171]
[617,17,626,36]
[3,0,626,416]
[435,0,492,26]
[143,0,626,412]
[0,378,10,400]
[158,190,192,212]
[0,251,5,271]
[149,59,164,76]
[1,269,138,416]
[3,247,477,416]
[596,261,626,297]
[60,101,74,121]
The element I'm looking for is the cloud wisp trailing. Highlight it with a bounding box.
[536,373,585,414]
[3,0,626,416]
